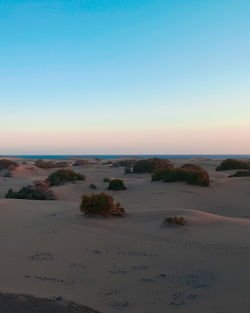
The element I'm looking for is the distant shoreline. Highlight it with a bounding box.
[1,154,250,160]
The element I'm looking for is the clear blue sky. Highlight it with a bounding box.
[1,0,250,154]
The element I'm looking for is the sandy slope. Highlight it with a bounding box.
[0,158,250,313]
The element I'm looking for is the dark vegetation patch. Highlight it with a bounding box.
[35,159,70,169]
[47,169,85,186]
[80,192,125,216]
[0,159,18,170]
[73,160,93,166]
[165,216,186,226]
[103,177,112,183]
[180,163,203,171]
[0,291,99,313]
[111,159,137,168]
[5,181,56,200]
[133,158,173,173]
[152,164,209,186]
[108,179,127,191]
[216,159,250,171]
[89,183,97,189]
[229,170,250,177]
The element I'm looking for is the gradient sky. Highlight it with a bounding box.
[1,0,250,154]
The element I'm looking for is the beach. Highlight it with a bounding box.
[0,156,250,313]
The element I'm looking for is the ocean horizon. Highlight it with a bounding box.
[4,154,250,160]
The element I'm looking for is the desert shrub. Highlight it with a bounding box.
[73,160,92,166]
[229,170,250,177]
[216,159,250,171]
[112,159,137,168]
[152,167,209,186]
[103,177,111,183]
[165,216,185,226]
[133,158,173,173]
[89,183,97,189]
[80,192,125,216]
[108,179,127,191]
[0,159,18,170]
[181,163,203,171]
[47,169,85,186]
[33,180,51,190]
[5,185,56,200]
[35,159,70,169]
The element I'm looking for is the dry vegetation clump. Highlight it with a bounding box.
[0,159,18,170]
[165,216,185,226]
[73,160,92,166]
[111,159,137,168]
[103,177,112,183]
[47,169,85,186]
[133,158,173,173]
[108,179,127,191]
[181,163,203,171]
[35,159,70,169]
[152,166,210,186]
[89,183,97,189]
[229,170,250,178]
[5,183,56,200]
[80,192,125,216]
[216,159,250,171]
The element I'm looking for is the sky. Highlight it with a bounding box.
[0,0,250,154]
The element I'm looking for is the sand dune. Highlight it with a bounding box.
[0,157,250,312]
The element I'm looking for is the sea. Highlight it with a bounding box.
[6,154,250,160]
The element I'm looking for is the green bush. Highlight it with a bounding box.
[80,192,125,216]
[133,158,173,173]
[216,159,250,171]
[5,185,56,200]
[229,170,250,177]
[0,159,18,170]
[108,179,127,191]
[152,167,210,186]
[47,169,85,186]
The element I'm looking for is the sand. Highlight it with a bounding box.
[0,157,250,313]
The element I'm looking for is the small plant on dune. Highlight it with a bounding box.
[111,159,137,168]
[89,183,97,189]
[152,166,210,186]
[103,177,112,183]
[229,170,250,178]
[0,159,18,170]
[181,163,204,171]
[35,159,70,169]
[133,158,173,173]
[73,160,92,166]
[5,184,56,200]
[108,179,127,191]
[165,216,185,226]
[216,159,250,171]
[80,192,125,216]
[47,169,85,186]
